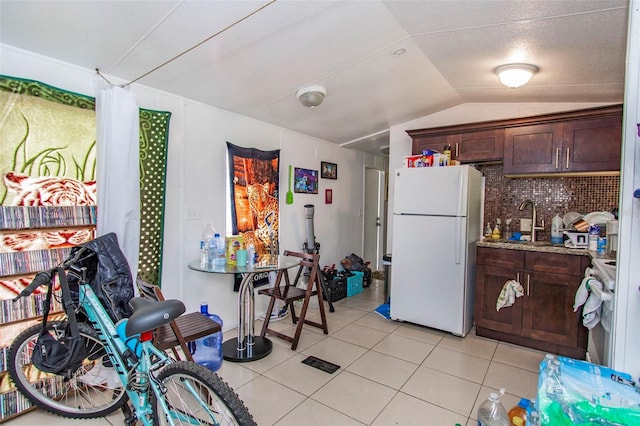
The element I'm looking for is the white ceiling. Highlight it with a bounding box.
[0,1,629,155]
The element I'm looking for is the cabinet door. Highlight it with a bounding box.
[412,135,452,156]
[503,123,563,174]
[521,271,581,347]
[562,116,622,172]
[474,264,522,334]
[455,129,504,162]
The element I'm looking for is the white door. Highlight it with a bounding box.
[364,169,385,271]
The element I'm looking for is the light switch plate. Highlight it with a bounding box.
[185,205,202,221]
[520,218,532,232]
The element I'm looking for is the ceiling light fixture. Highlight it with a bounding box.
[495,63,538,88]
[296,85,327,108]
[392,47,407,56]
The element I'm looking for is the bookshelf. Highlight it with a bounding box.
[0,205,96,422]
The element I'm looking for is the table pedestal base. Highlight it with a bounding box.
[222,336,272,362]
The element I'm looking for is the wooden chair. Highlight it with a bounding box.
[136,277,221,362]
[258,250,328,350]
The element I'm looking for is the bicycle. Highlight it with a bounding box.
[8,238,256,425]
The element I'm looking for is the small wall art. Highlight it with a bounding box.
[294,167,318,194]
[321,161,337,179]
[325,189,333,204]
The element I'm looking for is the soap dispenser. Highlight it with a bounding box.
[491,221,501,240]
[484,223,492,238]
[504,218,513,240]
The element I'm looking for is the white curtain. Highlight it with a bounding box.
[95,85,140,280]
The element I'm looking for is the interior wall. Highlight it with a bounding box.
[0,44,366,330]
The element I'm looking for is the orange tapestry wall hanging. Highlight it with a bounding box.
[226,142,280,260]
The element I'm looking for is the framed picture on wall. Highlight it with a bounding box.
[294,167,318,194]
[321,161,337,179]
[325,189,333,204]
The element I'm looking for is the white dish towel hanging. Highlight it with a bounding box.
[496,279,524,311]
[574,274,611,329]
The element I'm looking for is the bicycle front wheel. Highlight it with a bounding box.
[155,361,256,426]
[8,321,128,418]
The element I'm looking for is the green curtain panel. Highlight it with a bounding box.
[0,75,170,285]
[137,108,171,285]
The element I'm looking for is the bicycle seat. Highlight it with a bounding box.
[125,297,186,336]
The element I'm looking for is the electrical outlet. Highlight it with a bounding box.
[185,205,202,221]
[520,218,532,232]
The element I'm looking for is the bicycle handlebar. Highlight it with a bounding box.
[17,271,53,298]
[14,246,94,300]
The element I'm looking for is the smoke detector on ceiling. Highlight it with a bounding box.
[380,145,390,155]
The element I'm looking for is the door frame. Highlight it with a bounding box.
[363,168,386,271]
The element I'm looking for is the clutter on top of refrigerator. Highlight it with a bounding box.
[403,149,458,168]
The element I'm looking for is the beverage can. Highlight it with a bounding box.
[225,235,244,265]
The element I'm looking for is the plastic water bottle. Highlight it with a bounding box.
[526,401,541,426]
[115,319,142,357]
[200,223,216,268]
[247,243,255,267]
[551,214,563,244]
[477,388,509,426]
[544,359,564,400]
[191,303,223,371]
[211,233,226,267]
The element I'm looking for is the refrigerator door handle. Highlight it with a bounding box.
[455,217,462,264]
[456,171,464,216]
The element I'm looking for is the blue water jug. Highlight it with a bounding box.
[190,303,223,371]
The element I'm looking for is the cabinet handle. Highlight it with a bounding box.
[516,272,520,283]
[455,142,459,157]
[555,148,560,169]
[527,274,530,296]
[566,147,570,169]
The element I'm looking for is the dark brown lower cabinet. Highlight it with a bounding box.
[475,247,589,359]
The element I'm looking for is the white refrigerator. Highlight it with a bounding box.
[390,165,482,337]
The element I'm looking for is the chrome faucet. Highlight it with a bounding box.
[518,199,545,242]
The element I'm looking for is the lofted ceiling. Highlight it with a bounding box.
[0,0,629,155]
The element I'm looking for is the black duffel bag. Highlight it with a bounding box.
[340,253,366,272]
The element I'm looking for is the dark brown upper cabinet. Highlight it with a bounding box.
[409,129,503,163]
[408,105,622,176]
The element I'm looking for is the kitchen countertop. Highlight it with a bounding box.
[477,239,591,256]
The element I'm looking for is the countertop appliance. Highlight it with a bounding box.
[390,165,482,337]
[585,258,616,366]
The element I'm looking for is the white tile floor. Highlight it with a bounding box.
[9,279,546,425]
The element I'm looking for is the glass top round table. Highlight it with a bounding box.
[188,255,299,362]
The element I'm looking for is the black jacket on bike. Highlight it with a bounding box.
[69,232,135,321]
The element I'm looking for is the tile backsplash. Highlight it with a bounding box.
[477,164,619,238]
